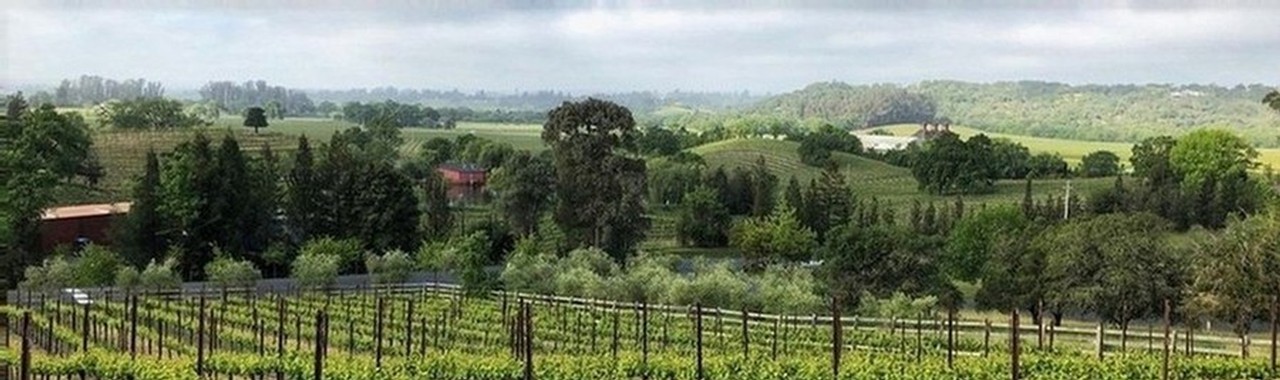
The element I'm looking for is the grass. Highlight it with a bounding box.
[874,123,1280,169]
[63,117,544,204]
[874,124,1135,165]
[690,138,1113,208]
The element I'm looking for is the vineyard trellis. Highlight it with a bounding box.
[0,282,1277,379]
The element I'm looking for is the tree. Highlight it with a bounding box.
[489,152,555,236]
[797,124,861,167]
[675,186,732,248]
[636,125,683,156]
[98,98,202,130]
[264,100,285,120]
[1079,150,1121,178]
[748,155,778,216]
[909,133,997,194]
[1026,152,1069,178]
[1190,212,1280,345]
[731,205,817,270]
[1043,213,1185,341]
[820,223,952,308]
[1264,90,1280,113]
[944,206,1029,283]
[541,98,648,261]
[285,136,320,244]
[647,159,703,207]
[119,150,166,267]
[1169,129,1257,190]
[243,106,269,134]
[1131,136,1179,181]
[2,100,96,287]
[420,170,453,241]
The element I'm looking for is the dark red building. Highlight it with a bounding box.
[39,202,131,252]
[437,164,487,186]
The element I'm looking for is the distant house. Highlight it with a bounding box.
[436,163,487,186]
[39,202,131,252]
[856,134,920,152]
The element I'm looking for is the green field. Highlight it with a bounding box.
[874,124,1280,169]
[692,138,1112,207]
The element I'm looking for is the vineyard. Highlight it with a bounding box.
[0,285,1277,380]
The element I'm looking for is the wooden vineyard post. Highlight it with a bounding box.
[313,310,328,380]
[642,302,649,380]
[81,300,90,352]
[375,296,384,368]
[1271,297,1278,375]
[130,295,138,359]
[611,307,620,360]
[947,307,955,368]
[983,319,992,357]
[1163,300,1171,380]
[522,302,534,380]
[19,311,29,380]
[1037,300,1045,350]
[277,296,286,380]
[1096,321,1105,360]
[772,316,780,360]
[695,303,704,380]
[741,308,750,359]
[197,296,206,378]
[1011,309,1021,380]
[915,313,923,360]
[406,299,414,356]
[832,297,842,379]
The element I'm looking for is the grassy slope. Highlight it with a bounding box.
[874,123,1280,168]
[691,138,1112,207]
[70,116,544,205]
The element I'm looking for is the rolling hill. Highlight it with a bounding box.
[688,138,1113,207]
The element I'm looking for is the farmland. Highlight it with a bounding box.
[1,286,1275,380]
[873,124,1280,169]
[693,138,1113,207]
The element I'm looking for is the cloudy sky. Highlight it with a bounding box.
[3,1,1278,93]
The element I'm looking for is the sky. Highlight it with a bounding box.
[3,1,1279,93]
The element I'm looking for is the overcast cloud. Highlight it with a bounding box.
[3,1,1278,93]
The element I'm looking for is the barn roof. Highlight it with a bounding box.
[437,163,487,174]
[41,202,132,221]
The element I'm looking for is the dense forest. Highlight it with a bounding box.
[756,80,1280,146]
[309,87,764,114]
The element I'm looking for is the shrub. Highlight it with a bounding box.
[140,258,182,292]
[666,260,751,310]
[204,254,262,291]
[499,237,557,294]
[73,245,123,287]
[114,266,141,293]
[366,249,414,284]
[292,252,340,291]
[754,265,822,314]
[298,237,364,274]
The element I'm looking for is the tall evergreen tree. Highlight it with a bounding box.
[748,155,777,216]
[421,170,453,241]
[120,150,165,267]
[783,176,803,211]
[285,136,320,244]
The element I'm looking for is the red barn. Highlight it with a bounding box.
[39,202,131,252]
[436,164,487,186]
